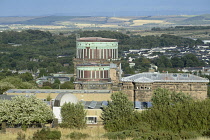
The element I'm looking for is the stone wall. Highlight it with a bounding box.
[121,81,208,101]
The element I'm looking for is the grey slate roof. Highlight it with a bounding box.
[83,101,108,109]
[5,89,111,94]
[121,72,209,83]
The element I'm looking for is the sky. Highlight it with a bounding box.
[1,0,210,16]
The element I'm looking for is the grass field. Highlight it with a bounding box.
[1,127,210,140]
[1,15,210,40]
[131,20,172,26]
[1,126,107,140]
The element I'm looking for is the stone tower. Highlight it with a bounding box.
[73,37,121,90]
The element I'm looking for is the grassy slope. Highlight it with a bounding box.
[1,15,210,26]
[1,15,210,39]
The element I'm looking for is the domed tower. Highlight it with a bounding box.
[73,37,121,90]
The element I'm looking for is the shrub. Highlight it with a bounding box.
[179,130,199,139]
[121,130,141,138]
[32,128,61,140]
[132,130,180,140]
[16,131,26,140]
[152,130,180,140]
[132,132,154,140]
[66,132,89,140]
[103,132,126,140]
[21,124,27,131]
[202,129,210,137]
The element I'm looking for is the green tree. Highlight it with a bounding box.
[54,78,60,84]
[0,81,15,94]
[19,72,33,82]
[60,81,74,89]
[51,78,61,89]
[151,88,192,106]
[0,96,53,125]
[60,102,86,129]
[0,76,37,90]
[171,57,184,68]
[38,69,48,77]
[134,57,151,72]
[141,98,210,133]
[101,92,136,132]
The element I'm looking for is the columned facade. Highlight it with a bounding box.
[73,37,121,90]
[76,39,118,60]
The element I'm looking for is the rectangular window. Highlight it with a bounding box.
[86,117,97,124]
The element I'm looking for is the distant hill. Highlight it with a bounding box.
[178,14,210,25]
[0,14,210,29]
[0,17,38,24]
[13,16,90,25]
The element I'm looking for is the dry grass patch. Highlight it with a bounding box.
[131,20,172,26]
[193,137,210,140]
[99,24,120,28]
[110,17,132,21]
[75,23,94,27]
[0,126,107,140]
[55,21,74,26]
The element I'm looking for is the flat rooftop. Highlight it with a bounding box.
[77,63,110,66]
[77,37,118,42]
[121,72,209,83]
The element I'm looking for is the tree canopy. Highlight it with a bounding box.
[151,88,192,106]
[60,102,86,129]
[0,30,203,75]
[0,96,53,125]
[101,92,138,132]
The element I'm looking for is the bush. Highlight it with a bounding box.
[179,130,199,139]
[132,130,180,140]
[202,129,210,137]
[152,130,180,140]
[66,132,89,140]
[103,132,126,140]
[121,130,141,138]
[21,124,27,131]
[132,132,154,140]
[16,132,26,140]
[32,128,61,140]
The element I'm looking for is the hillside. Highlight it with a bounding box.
[0,14,210,30]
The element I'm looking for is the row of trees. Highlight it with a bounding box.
[152,26,210,31]
[100,90,210,139]
[0,72,37,94]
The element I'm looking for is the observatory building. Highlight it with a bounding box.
[121,72,209,101]
[73,37,121,90]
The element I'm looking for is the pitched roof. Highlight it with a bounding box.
[122,72,209,83]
